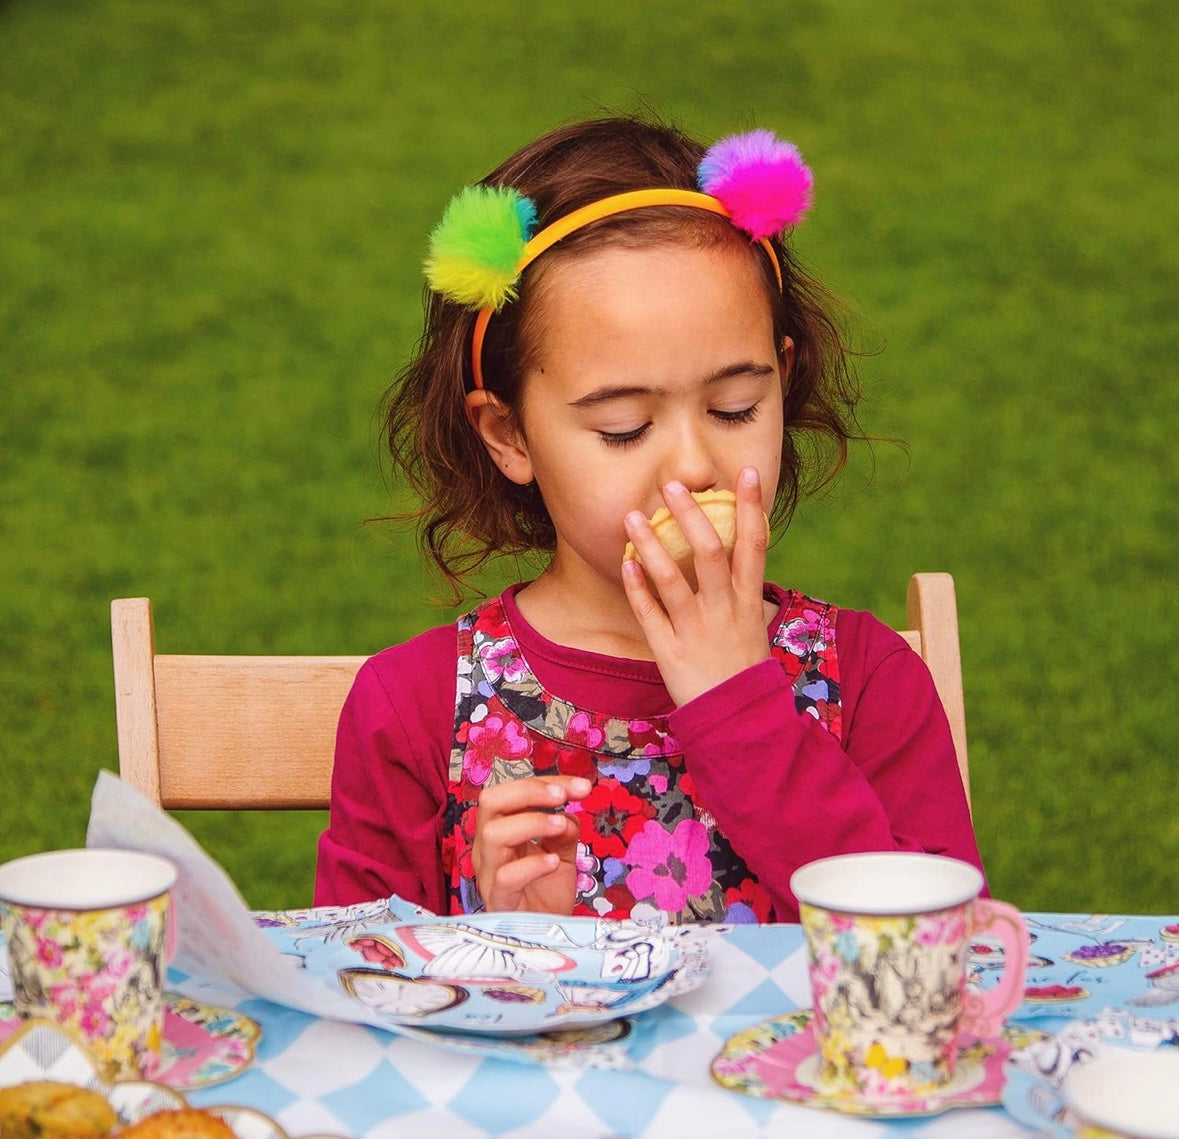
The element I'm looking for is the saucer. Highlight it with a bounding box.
[711,1009,1047,1118]
[0,992,260,1090]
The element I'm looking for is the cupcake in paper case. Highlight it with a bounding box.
[1025,983,1090,1005]
[1161,923,1179,943]
[1062,941,1136,968]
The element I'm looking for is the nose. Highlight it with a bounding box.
[660,419,718,493]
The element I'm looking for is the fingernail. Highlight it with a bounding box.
[665,481,686,497]
[547,783,565,801]
[569,777,592,796]
[625,511,645,531]
[740,467,759,487]
[550,813,567,829]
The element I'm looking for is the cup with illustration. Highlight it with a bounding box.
[790,851,1029,1105]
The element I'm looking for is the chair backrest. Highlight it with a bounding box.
[111,572,968,812]
[899,572,970,811]
[110,598,364,809]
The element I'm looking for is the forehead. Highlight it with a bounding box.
[523,241,778,377]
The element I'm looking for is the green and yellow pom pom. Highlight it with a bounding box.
[425,186,537,311]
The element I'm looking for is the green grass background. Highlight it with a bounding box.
[1,1,1174,914]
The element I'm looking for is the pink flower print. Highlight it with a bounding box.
[814,950,842,986]
[860,1069,896,1100]
[565,711,605,750]
[943,909,968,943]
[648,774,668,794]
[631,721,679,759]
[35,937,64,968]
[105,947,135,980]
[79,1002,110,1037]
[915,915,947,948]
[50,986,80,1020]
[125,904,148,924]
[87,975,118,1003]
[623,818,714,912]
[781,609,834,657]
[482,638,528,684]
[463,715,532,785]
[575,844,598,895]
[916,909,966,948]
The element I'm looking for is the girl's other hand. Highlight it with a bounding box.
[622,466,771,706]
[471,775,591,914]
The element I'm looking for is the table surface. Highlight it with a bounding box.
[155,910,1179,1139]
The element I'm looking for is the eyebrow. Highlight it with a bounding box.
[569,361,777,408]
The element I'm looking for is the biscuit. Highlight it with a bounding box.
[117,1108,238,1139]
[625,490,760,588]
[0,1079,119,1139]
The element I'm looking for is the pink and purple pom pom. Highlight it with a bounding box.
[697,129,813,240]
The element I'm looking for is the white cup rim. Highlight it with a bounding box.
[1063,1049,1179,1138]
[791,852,984,915]
[0,848,177,911]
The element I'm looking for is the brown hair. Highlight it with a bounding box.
[383,114,866,598]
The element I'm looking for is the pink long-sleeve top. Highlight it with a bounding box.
[315,584,983,921]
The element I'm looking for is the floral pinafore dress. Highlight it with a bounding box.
[440,586,842,924]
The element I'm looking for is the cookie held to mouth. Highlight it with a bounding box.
[623,490,746,586]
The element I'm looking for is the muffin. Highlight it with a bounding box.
[624,490,749,588]
[0,1079,119,1138]
[118,1108,237,1138]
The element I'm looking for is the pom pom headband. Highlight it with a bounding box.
[425,129,813,392]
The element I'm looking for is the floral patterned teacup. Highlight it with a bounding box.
[0,848,177,1081]
[1063,1049,1179,1138]
[791,852,1028,1105]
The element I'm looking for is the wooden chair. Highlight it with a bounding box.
[898,572,970,811]
[110,597,364,809]
[110,572,968,812]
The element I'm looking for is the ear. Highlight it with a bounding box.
[465,389,535,485]
[778,336,795,392]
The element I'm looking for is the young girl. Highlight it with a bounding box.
[315,116,982,924]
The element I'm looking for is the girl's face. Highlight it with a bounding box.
[505,240,786,596]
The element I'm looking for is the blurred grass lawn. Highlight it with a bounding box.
[1,0,1174,912]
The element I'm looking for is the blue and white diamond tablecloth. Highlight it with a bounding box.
[3,912,1177,1137]
[165,913,1179,1139]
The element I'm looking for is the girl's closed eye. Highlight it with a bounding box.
[597,423,651,448]
[711,403,761,426]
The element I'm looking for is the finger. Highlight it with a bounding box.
[479,775,592,821]
[480,809,580,855]
[660,482,731,591]
[488,850,563,908]
[621,553,676,646]
[731,467,769,590]
[624,508,696,604]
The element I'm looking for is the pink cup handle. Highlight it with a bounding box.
[960,898,1029,1037]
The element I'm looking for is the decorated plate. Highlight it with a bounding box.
[712,1009,1048,1118]
[256,900,716,1036]
[0,993,260,1091]
[0,1019,344,1139]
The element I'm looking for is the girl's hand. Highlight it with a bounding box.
[471,775,591,914]
[622,466,771,706]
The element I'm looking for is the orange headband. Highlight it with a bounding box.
[467,189,783,393]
